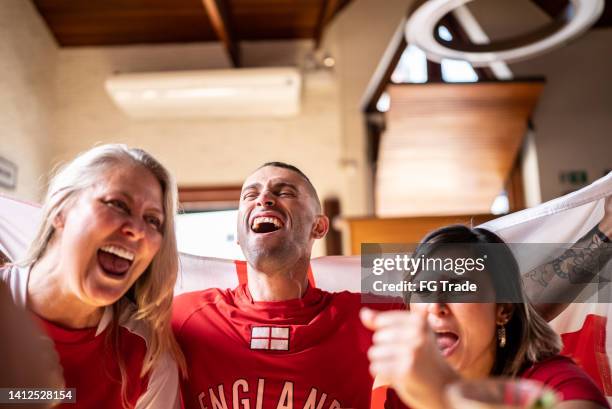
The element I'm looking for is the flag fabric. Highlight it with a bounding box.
[1,172,611,405]
[480,173,612,398]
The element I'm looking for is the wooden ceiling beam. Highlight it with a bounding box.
[201,0,240,67]
[33,0,357,47]
[313,0,352,49]
[314,0,339,49]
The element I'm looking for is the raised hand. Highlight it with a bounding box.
[360,308,458,409]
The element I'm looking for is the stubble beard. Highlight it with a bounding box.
[245,239,298,274]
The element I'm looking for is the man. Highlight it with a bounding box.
[172,162,402,409]
[173,162,611,409]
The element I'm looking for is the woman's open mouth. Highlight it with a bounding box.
[97,245,135,278]
[435,331,460,357]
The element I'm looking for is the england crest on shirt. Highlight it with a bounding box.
[250,326,290,351]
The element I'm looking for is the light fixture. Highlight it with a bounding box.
[405,0,604,66]
[322,55,336,68]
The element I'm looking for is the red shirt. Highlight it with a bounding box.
[521,355,609,407]
[173,284,401,409]
[384,355,610,409]
[36,315,150,409]
[2,265,180,409]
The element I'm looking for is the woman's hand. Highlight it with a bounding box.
[360,308,459,409]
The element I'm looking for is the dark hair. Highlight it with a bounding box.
[259,161,313,185]
[258,161,321,210]
[412,225,561,376]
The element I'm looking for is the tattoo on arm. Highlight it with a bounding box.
[524,263,554,289]
[524,225,611,290]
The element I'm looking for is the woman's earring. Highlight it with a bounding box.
[497,324,507,348]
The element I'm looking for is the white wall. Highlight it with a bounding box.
[52,41,344,256]
[49,0,417,255]
[0,0,57,201]
[3,0,415,256]
[511,29,612,200]
[322,0,413,217]
[469,0,612,201]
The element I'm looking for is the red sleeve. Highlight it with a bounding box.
[171,289,225,336]
[382,356,610,409]
[522,355,610,407]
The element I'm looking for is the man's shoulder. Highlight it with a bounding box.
[172,288,232,330]
[174,287,228,303]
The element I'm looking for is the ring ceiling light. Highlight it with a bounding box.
[405,0,604,66]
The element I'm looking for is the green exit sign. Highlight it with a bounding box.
[559,170,587,185]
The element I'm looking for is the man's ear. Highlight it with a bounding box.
[496,303,515,325]
[312,215,329,239]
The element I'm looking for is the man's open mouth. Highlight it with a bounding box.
[97,245,135,278]
[251,216,284,233]
[435,331,459,357]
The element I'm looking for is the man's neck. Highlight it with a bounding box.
[246,263,309,302]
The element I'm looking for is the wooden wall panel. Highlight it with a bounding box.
[178,185,241,211]
[376,81,544,217]
[345,214,496,255]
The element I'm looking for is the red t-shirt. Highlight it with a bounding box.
[2,264,180,409]
[521,355,609,407]
[384,355,610,409]
[172,284,401,409]
[36,315,149,409]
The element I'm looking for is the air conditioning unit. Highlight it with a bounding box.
[105,67,302,118]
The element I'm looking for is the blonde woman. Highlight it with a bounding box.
[362,226,609,409]
[1,145,185,408]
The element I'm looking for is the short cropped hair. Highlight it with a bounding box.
[258,162,321,211]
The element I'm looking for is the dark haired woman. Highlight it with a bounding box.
[361,225,609,409]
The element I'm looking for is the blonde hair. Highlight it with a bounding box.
[22,144,186,407]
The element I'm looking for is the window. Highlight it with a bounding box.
[176,209,245,259]
[391,44,428,84]
[441,59,479,83]
[390,25,479,85]
[490,191,510,215]
[438,25,453,42]
[176,186,243,259]
[376,92,391,112]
